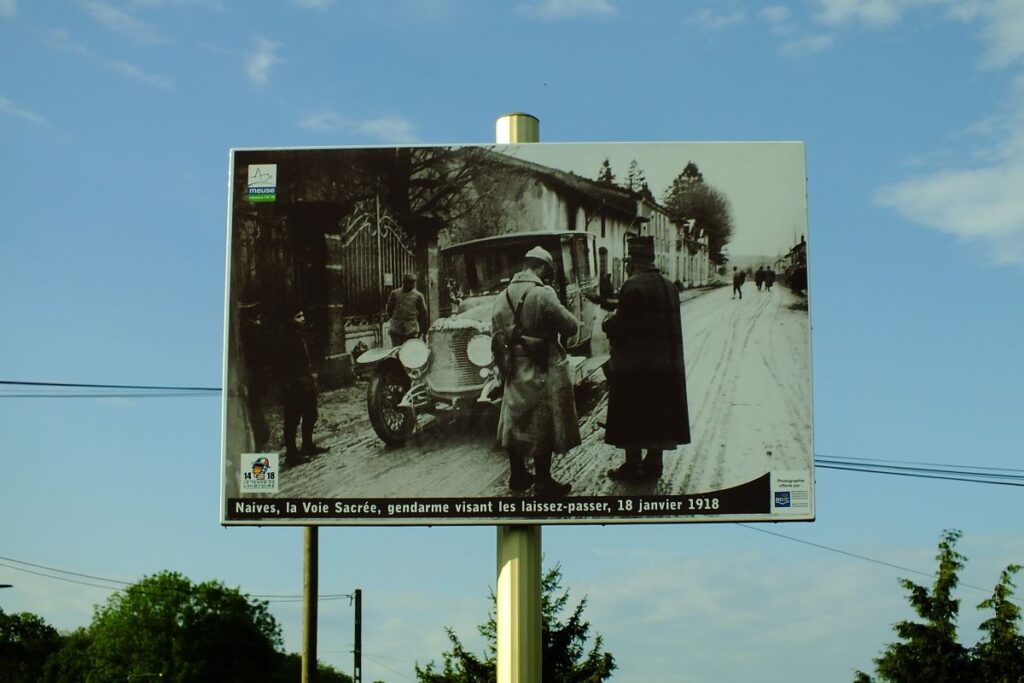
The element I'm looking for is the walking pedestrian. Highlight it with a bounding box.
[492,246,580,496]
[732,266,746,299]
[604,236,691,482]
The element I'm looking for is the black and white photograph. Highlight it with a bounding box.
[221,142,813,525]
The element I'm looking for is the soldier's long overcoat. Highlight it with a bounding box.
[603,266,691,449]
[492,270,581,453]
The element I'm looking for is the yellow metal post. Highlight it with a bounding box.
[495,112,543,683]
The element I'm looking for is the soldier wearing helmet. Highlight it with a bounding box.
[491,245,580,497]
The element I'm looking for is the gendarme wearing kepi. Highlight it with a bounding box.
[602,235,691,482]
[490,245,580,497]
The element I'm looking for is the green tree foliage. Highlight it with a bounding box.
[596,158,615,185]
[84,571,282,683]
[275,652,354,683]
[0,608,64,683]
[974,564,1024,682]
[855,530,1024,683]
[41,628,92,683]
[415,564,615,682]
[662,161,733,264]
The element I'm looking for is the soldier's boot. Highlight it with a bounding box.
[508,445,534,493]
[283,419,301,466]
[607,449,645,482]
[641,449,664,480]
[534,452,571,498]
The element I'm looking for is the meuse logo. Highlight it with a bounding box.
[246,164,277,203]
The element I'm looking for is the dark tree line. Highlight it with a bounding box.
[1,571,358,683]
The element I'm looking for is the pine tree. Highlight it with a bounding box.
[415,565,615,682]
[855,530,1004,683]
[625,159,646,191]
[973,564,1024,682]
[596,158,615,185]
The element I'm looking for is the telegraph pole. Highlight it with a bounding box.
[353,588,362,683]
[302,527,318,683]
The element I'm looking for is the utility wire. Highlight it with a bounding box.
[736,524,1024,605]
[3,382,1021,483]
[0,554,349,602]
[818,453,1024,474]
[0,380,220,392]
[816,463,1024,487]
[0,392,218,398]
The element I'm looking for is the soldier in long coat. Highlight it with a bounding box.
[277,309,328,465]
[604,236,691,482]
[492,246,580,496]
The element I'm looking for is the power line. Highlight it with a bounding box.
[818,453,1024,474]
[736,524,1023,604]
[0,380,220,392]
[816,463,1024,487]
[0,392,218,398]
[0,554,350,602]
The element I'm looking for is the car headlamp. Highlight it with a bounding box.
[466,334,494,367]
[398,338,430,370]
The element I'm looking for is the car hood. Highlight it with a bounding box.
[429,296,494,334]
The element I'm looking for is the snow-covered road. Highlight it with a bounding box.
[277,283,813,501]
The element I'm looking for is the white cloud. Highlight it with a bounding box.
[0,96,49,126]
[109,59,174,88]
[814,0,912,27]
[964,0,1024,69]
[353,115,418,142]
[128,0,225,7]
[781,33,836,55]
[44,27,172,88]
[687,6,747,31]
[299,110,347,133]
[246,37,282,86]
[806,0,1024,265]
[760,4,795,34]
[81,0,166,43]
[0,0,16,18]
[517,0,616,21]
[875,162,1024,264]
[299,110,418,143]
[45,26,92,54]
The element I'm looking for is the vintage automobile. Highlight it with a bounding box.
[358,230,610,445]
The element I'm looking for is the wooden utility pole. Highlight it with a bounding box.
[302,526,318,683]
[495,112,543,683]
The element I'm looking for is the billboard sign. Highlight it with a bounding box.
[221,142,813,525]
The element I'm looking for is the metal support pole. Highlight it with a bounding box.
[495,112,543,683]
[353,588,362,683]
[302,526,319,683]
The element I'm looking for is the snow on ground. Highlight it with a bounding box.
[275,283,812,501]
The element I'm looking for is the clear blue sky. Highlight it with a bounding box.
[2,1,1022,682]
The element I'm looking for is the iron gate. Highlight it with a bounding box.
[325,196,417,349]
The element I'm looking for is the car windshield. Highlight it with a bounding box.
[441,236,564,300]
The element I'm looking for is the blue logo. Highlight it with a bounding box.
[775,491,791,507]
